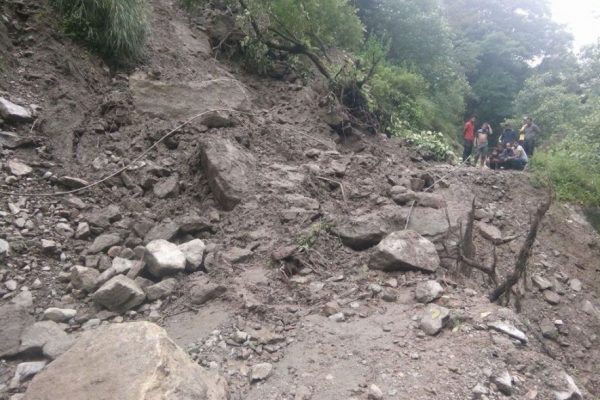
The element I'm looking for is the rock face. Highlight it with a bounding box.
[23,322,228,400]
[369,230,440,273]
[0,97,33,122]
[145,239,187,277]
[92,275,146,313]
[199,138,255,210]
[130,74,250,120]
[0,303,34,357]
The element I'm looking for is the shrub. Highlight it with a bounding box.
[387,118,456,162]
[52,0,149,65]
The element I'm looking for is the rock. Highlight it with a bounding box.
[178,239,206,270]
[75,222,90,239]
[43,308,76,323]
[222,247,253,264]
[153,173,179,198]
[85,205,121,229]
[145,239,187,277]
[332,219,387,250]
[532,275,553,291]
[250,363,273,382]
[554,374,582,400]
[71,266,100,292]
[5,279,17,291]
[22,322,228,400]
[569,279,582,292]
[369,230,440,273]
[492,370,513,396]
[11,291,33,309]
[199,138,255,210]
[381,289,397,302]
[284,194,319,210]
[41,239,57,252]
[19,321,74,360]
[145,278,178,301]
[130,74,249,119]
[419,304,450,336]
[368,384,384,400]
[92,275,146,313]
[414,280,444,303]
[329,312,346,322]
[0,97,33,122]
[9,361,46,389]
[190,284,227,305]
[487,321,528,343]
[0,238,9,257]
[477,222,502,244]
[7,159,33,176]
[144,219,181,244]
[543,290,561,305]
[55,222,74,237]
[322,301,341,317]
[88,233,121,254]
[200,110,238,128]
[540,319,559,340]
[581,300,599,316]
[0,303,34,357]
[472,383,488,399]
[57,176,89,189]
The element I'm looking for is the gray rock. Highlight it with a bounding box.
[554,374,582,400]
[153,173,179,199]
[569,279,582,292]
[250,363,273,382]
[0,97,33,122]
[540,319,559,340]
[369,230,440,273]
[145,278,178,301]
[41,239,57,252]
[9,361,46,389]
[43,308,76,323]
[88,233,121,254]
[144,220,180,244]
[92,275,146,313]
[477,222,502,244]
[492,370,513,396]
[57,176,89,189]
[75,222,90,239]
[368,384,384,400]
[419,304,450,336]
[0,238,9,257]
[5,279,17,291]
[381,289,397,302]
[332,218,387,250]
[284,194,319,210]
[7,159,33,176]
[145,239,187,278]
[190,284,226,305]
[84,205,121,229]
[199,138,255,210]
[200,110,238,128]
[0,303,34,357]
[532,275,553,291]
[19,321,74,360]
[178,239,206,270]
[22,322,229,400]
[222,247,253,264]
[543,290,561,305]
[581,299,599,316]
[71,266,100,292]
[415,280,444,303]
[472,383,488,399]
[487,321,528,343]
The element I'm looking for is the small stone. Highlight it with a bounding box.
[540,319,559,340]
[477,222,503,244]
[581,300,598,316]
[71,266,100,292]
[88,234,121,254]
[532,275,553,291]
[57,176,89,189]
[487,320,528,343]
[31,279,42,289]
[250,363,273,382]
[472,383,488,399]
[381,289,397,302]
[9,361,46,389]
[92,275,146,313]
[569,279,582,292]
[41,239,57,252]
[5,280,17,291]
[43,308,76,323]
[0,97,33,122]
[145,278,178,301]
[492,371,513,396]
[75,222,90,239]
[153,173,179,199]
[7,159,32,176]
[419,304,450,336]
[178,239,206,270]
[0,239,9,257]
[369,283,383,294]
[368,384,384,400]
[554,373,583,400]
[329,312,345,322]
[543,290,561,305]
[145,239,186,278]
[189,284,226,305]
[414,280,444,303]
[222,247,253,264]
[322,301,341,317]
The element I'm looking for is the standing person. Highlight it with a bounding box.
[500,123,517,145]
[522,116,541,156]
[474,128,489,168]
[462,115,476,163]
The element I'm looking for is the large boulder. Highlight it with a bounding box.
[199,138,255,210]
[369,230,440,273]
[19,321,75,360]
[145,239,187,277]
[23,322,228,400]
[92,275,146,313]
[130,73,250,120]
[0,303,34,357]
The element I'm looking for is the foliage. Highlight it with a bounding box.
[387,118,456,162]
[298,220,330,251]
[52,0,149,65]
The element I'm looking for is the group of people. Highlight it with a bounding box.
[462,115,541,170]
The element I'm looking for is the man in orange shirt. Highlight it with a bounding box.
[462,115,476,163]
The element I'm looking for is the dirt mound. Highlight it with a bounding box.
[0,0,599,399]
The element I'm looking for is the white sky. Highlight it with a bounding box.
[550,0,600,50]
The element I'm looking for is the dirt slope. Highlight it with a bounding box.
[1,0,599,399]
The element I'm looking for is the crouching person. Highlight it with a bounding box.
[506,141,528,171]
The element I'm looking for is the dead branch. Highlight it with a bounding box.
[488,195,552,302]
[316,176,347,205]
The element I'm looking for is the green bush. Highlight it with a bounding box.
[52,0,149,65]
[387,118,456,162]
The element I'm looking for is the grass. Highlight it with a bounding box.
[297,220,331,251]
[52,0,149,65]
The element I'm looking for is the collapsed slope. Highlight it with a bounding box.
[1,0,599,399]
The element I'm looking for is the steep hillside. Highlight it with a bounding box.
[0,1,599,399]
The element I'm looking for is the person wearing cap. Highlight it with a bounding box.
[522,116,541,156]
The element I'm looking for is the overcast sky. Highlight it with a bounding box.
[550,0,600,51]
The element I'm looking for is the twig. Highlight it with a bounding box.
[316,176,347,204]
[404,200,416,230]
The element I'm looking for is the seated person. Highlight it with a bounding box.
[505,141,528,170]
[487,144,504,170]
